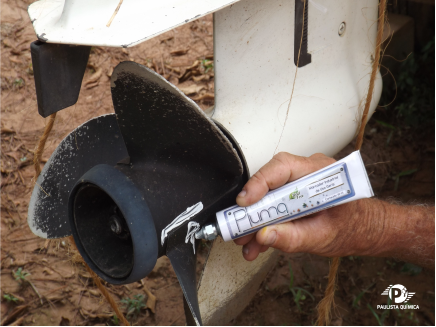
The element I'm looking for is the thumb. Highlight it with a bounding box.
[256,222,307,254]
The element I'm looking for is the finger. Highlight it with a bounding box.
[237,152,335,207]
[255,223,306,254]
[242,237,263,261]
[233,234,254,246]
[259,245,269,253]
[236,154,291,207]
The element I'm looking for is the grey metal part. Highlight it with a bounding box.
[195,224,219,241]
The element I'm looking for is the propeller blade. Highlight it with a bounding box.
[29,60,252,324]
[28,114,128,239]
[110,61,245,256]
[167,227,202,326]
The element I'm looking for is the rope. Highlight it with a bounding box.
[274,0,307,154]
[316,1,387,325]
[355,0,387,150]
[32,113,129,326]
[33,113,57,179]
[316,257,340,325]
[69,237,130,326]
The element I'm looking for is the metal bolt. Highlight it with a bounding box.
[195,224,218,241]
[110,215,123,234]
[338,22,346,36]
[204,224,218,240]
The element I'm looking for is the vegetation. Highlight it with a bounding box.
[200,59,214,73]
[13,267,30,284]
[367,301,391,326]
[380,38,435,128]
[3,293,19,303]
[288,263,314,312]
[120,294,146,320]
[111,314,120,325]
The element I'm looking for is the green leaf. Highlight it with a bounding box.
[375,120,396,130]
[352,283,375,308]
[353,291,365,308]
[398,169,418,177]
[366,303,383,326]
[394,169,418,191]
[386,130,394,146]
[3,294,19,303]
[401,262,422,276]
[288,263,294,289]
[292,287,314,300]
[394,176,400,192]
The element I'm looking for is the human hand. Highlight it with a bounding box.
[234,152,377,261]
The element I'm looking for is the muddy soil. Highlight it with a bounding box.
[1,1,434,326]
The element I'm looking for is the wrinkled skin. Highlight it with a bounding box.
[234,152,435,270]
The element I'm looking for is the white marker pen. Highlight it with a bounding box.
[195,151,373,242]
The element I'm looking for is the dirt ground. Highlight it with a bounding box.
[1,1,434,326]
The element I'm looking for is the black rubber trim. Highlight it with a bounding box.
[294,0,311,67]
[68,164,158,285]
[31,41,90,117]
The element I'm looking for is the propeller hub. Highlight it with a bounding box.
[69,164,158,285]
[110,215,123,235]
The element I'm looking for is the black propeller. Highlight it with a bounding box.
[28,61,248,325]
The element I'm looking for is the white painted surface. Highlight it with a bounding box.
[28,0,238,47]
[199,1,382,323]
[198,237,278,325]
[212,0,382,175]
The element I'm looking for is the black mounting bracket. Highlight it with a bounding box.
[294,0,311,67]
[30,41,91,117]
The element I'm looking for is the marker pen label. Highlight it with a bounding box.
[216,151,373,242]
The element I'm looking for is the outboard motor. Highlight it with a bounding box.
[27,0,383,324]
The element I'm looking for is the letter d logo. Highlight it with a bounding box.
[389,284,408,303]
[391,288,401,302]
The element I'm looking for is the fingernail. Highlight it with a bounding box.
[242,245,249,255]
[238,189,247,198]
[264,230,277,246]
